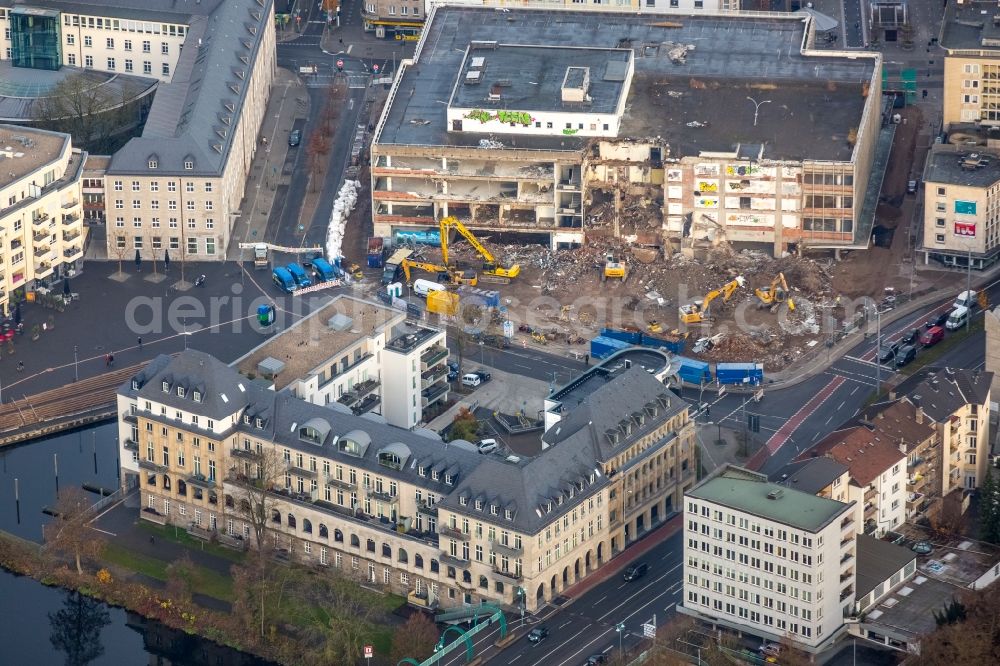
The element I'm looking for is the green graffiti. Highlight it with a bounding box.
[562,128,579,135]
[497,110,533,126]
[466,109,493,124]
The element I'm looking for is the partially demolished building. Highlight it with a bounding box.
[371,7,883,257]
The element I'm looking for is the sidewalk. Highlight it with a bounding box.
[225,67,310,260]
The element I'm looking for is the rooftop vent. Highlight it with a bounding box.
[767,488,785,500]
[562,66,591,104]
[470,40,499,51]
[465,70,483,85]
[470,56,485,69]
[328,313,354,331]
[960,153,990,170]
[489,84,502,101]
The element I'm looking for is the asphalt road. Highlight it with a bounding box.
[446,338,588,385]
[437,529,685,666]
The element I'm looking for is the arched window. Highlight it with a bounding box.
[430,559,439,573]
[319,524,329,539]
[271,509,281,524]
[287,514,297,529]
[479,575,488,589]
[398,548,409,564]
[162,475,172,491]
[350,534,360,547]
[225,494,234,508]
[176,479,187,496]
[382,543,392,558]
[334,529,344,543]
[495,581,504,595]
[302,518,313,534]
[366,538,376,553]
[463,570,472,584]
[414,554,423,569]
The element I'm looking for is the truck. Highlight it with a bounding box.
[286,263,312,288]
[382,248,414,285]
[590,335,632,359]
[311,257,337,282]
[272,267,297,293]
[250,243,268,269]
[676,357,712,385]
[715,362,764,386]
[367,237,386,268]
[427,290,459,316]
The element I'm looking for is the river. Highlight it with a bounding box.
[0,422,270,665]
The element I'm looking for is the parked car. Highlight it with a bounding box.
[901,328,921,345]
[920,326,945,348]
[288,129,301,146]
[925,311,949,328]
[622,562,648,582]
[477,439,498,455]
[447,368,459,382]
[584,655,608,665]
[528,627,549,644]
[461,373,482,388]
[906,179,918,194]
[760,642,782,658]
[895,345,916,367]
[877,340,900,363]
[475,370,492,383]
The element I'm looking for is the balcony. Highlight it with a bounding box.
[122,411,138,424]
[33,230,49,243]
[439,524,469,541]
[840,514,855,531]
[186,473,215,489]
[32,212,50,226]
[355,393,381,415]
[323,471,356,490]
[34,261,52,276]
[840,569,854,583]
[319,353,374,390]
[123,438,139,452]
[421,364,448,388]
[440,552,470,568]
[63,230,81,243]
[363,484,397,503]
[141,507,168,525]
[907,492,925,506]
[408,590,438,610]
[337,378,380,408]
[864,487,877,502]
[138,458,167,473]
[493,565,523,581]
[490,539,523,557]
[840,585,854,602]
[421,345,448,369]
[840,551,854,565]
[188,524,248,551]
[230,446,259,460]
[62,212,81,224]
[864,503,877,520]
[286,463,318,479]
[422,383,448,407]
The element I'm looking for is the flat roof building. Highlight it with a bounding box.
[371,6,885,256]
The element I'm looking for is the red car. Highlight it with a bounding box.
[920,326,944,347]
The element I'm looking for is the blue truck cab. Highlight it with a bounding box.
[286,262,311,288]
[311,257,336,282]
[272,266,297,293]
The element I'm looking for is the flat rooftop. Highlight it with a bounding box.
[234,296,402,390]
[924,147,1000,188]
[386,323,441,353]
[0,124,67,187]
[940,0,1000,51]
[688,466,851,533]
[377,7,876,162]
[450,45,630,115]
[550,347,669,407]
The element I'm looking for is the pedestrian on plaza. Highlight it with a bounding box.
[138,336,143,350]
[105,353,111,367]
[16,361,23,373]
[109,353,115,368]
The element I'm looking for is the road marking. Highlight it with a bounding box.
[528,626,592,666]
[825,415,832,425]
[837,401,845,411]
[594,595,606,604]
[598,570,677,622]
[509,655,522,663]
[559,620,571,629]
[347,44,353,54]
[749,376,845,469]
[665,603,676,613]
[549,627,617,666]
[851,386,859,396]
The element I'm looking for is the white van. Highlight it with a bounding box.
[413,279,446,297]
[946,306,969,330]
[461,373,482,387]
[953,290,977,310]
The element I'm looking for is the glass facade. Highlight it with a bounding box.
[10,8,62,71]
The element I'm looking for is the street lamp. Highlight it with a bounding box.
[746,96,771,127]
[73,345,78,382]
[616,622,626,656]
[516,587,525,626]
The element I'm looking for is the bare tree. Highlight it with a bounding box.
[226,446,286,550]
[390,612,439,664]
[33,74,127,152]
[45,487,105,575]
[111,243,129,277]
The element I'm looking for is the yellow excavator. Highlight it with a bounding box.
[401,258,478,286]
[603,253,626,281]
[755,272,795,311]
[678,276,745,325]
[439,216,520,283]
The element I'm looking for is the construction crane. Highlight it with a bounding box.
[439,216,520,282]
[238,242,323,269]
[755,272,796,311]
[401,259,478,286]
[678,276,745,325]
[603,253,626,281]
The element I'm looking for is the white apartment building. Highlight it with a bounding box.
[0,125,85,315]
[235,295,450,430]
[681,466,857,654]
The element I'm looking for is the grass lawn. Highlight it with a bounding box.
[103,542,235,602]
[137,521,246,564]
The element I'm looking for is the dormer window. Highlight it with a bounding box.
[418,465,426,477]
[504,509,512,520]
[176,386,185,398]
[148,160,158,169]
[547,502,553,512]
[475,499,482,511]
[589,473,595,484]
[444,474,454,485]
[255,418,263,429]
[243,414,251,424]
[131,379,140,390]
[184,161,194,170]
[431,470,439,481]
[459,496,467,506]
[490,504,498,516]
[162,381,170,392]
[192,391,202,402]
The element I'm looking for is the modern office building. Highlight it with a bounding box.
[234,295,451,430]
[0,124,85,314]
[371,6,884,257]
[0,1,278,262]
[118,347,697,612]
[681,465,857,653]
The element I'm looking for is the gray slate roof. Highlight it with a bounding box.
[771,457,849,495]
[902,368,993,423]
[11,0,224,23]
[106,0,273,177]
[855,533,916,599]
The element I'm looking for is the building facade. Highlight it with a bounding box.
[681,466,857,653]
[119,349,697,613]
[371,7,883,256]
[0,124,85,314]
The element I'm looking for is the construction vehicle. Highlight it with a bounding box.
[381,248,414,284]
[346,263,364,280]
[754,272,795,311]
[647,320,664,334]
[401,258,478,286]
[531,330,549,345]
[603,254,626,281]
[238,242,323,270]
[439,216,520,283]
[678,276,745,325]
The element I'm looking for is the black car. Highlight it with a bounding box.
[527,627,549,644]
[623,562,648,582]
[925,311,949,328]
[447,369,459,382]
[895,345,917,367]
[877,341,900,363]
[475,370,492,382]
[901,328,921,345]
[584,655,608,665]
[288,129,302,146]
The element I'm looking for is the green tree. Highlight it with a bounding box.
[979,468,1000,544]
[933,598,967,626]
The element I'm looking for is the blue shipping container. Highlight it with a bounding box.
[590,336,631,359]
[458,286,501,309]
[716,362,765,385]
[676,357,711,384]
[640,332,686,354]
[600,328,643,345]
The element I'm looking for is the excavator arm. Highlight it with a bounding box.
[439,216,520,279]
[401,259,449,283]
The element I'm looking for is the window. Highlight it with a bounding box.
[66,34,75,45]
[84,55,93,68]
[133,217,142,228]
[67,54,77,66]
[143,61,152,74]
[936,234,945,243]
[162,63,170,76]
[84,35,92,47]
[936,218,945,228]
[106,38,115,49]
[187,238,198,255]
[115,200,124,210]
[184,161,194,170]
[133,199,141,209]
[161,42,169,55]
[125,39,132,51]
[133,236,144,249]
[142,40,151,53]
